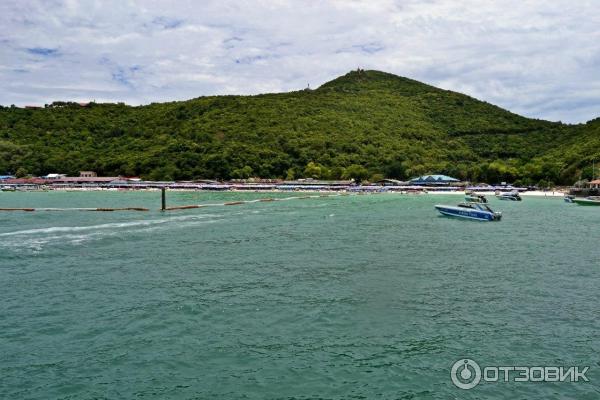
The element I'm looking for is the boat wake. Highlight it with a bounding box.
[0,195,343,252]
[0,213,222,251]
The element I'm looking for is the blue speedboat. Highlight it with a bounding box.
[435,202,502,221]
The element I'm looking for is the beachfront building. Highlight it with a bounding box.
[374,178,409,186]
[569,179,600,197]
[586,179,600,189]
[50,177,119,184]
[409,175,460,186]
[0,177,47,190]
[79,171,97,178]
[276,179,355,191]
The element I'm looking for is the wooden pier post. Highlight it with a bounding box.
[161,187,166,211]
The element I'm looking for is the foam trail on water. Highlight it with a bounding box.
[0,213,219,237]
[1,217,220,251]
[1,194,345,250]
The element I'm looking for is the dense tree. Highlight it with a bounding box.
[15,167,28,178]
[342,164,369,182]
[304,162,328,179]
[0,69,598,184]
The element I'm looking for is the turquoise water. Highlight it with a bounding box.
[1,191,600,399]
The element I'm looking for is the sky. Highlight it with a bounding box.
[1,0,599,123]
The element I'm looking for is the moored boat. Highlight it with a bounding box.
[435,202,502,221]
[572,196,600,206]
[465,191,488,203]
[496,190,522,201]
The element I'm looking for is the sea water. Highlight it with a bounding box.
[1,191,599,399]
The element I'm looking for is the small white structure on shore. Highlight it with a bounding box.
[43,173,67,179]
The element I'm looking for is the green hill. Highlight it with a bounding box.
[0,69,597,185]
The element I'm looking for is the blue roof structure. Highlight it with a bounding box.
[0,175,15,180]
[410,174,460,184]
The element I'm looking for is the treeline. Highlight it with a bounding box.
[1,70,598,185]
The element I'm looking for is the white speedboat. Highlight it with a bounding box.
[465,192,488,203]
[496,191,522,201]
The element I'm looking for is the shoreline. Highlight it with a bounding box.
[1,187,568,197]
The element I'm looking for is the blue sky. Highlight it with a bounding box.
[0,0,599,123]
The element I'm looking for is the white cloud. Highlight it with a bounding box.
[0,0,599,122]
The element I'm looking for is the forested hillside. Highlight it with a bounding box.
[0,70,597,185]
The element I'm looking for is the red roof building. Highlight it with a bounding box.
[588,179,600,188]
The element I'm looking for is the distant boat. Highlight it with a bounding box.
[496,191,522,201]
[435,202,502,221]
[465,192,488,203]
[564,195,575,203]
[572,196,600,206]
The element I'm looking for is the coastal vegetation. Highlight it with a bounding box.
[1,70,598,184]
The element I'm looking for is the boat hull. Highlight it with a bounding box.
[497,196,521,201]
[573,198,600,206]
[435,205,500,221]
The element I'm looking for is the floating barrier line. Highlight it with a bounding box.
[0,193,351,213]
[89,207,149,212]
[163,193,346,211]
[0,193,352,213]
[164,205,203,211]
[0,207,149,212]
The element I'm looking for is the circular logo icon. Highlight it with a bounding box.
[451,359,481,390]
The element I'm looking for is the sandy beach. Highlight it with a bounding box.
[7,187,569,197]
